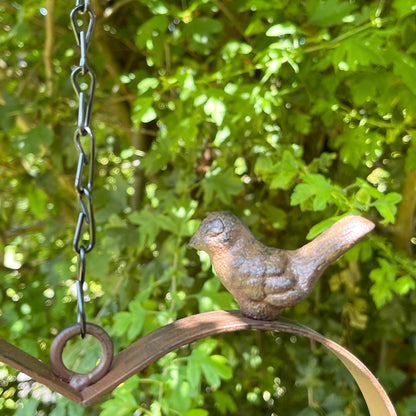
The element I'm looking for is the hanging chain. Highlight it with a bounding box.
[50,1,113,384]
[70,0,96,338]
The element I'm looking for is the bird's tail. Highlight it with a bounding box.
[294,215,375,287]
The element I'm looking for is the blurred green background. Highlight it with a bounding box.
[1,0,415,414]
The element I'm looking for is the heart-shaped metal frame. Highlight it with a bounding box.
[0,310,396,415]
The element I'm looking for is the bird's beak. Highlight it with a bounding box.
[189,233,201,249]
[189,234,198,248]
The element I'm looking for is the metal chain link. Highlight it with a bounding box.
[70,0,96,338]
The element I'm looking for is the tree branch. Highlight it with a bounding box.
[393,168,416,252]
[215,0,252,45]
[90,0,133,128]
[44,0,55,97]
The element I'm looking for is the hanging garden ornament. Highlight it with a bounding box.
[0,1,398,415]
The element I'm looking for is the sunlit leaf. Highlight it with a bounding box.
[307,0,354,27]
[266,23,297,37]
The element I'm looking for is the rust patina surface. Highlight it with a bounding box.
[1,312,396,414]
[190,212,374,319]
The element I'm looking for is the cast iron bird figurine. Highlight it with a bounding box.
[189,212,374,320]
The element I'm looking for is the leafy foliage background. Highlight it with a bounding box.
[1,0,416,415]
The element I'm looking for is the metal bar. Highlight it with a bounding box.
[80,310,397,415]
[0,338,82,403]
[0,311,397,413]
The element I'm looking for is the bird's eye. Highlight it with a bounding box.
[207,218,224,236]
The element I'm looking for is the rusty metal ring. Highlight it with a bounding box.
[50,323,113,391]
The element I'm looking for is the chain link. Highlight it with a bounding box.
[70,0,96,338]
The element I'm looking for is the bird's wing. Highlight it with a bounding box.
[264,289,304,308]
[235,246,288,276]
[231,247,295,301]
[261,248,297,296]
[264,275,296,294]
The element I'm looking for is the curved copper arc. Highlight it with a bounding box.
[81,310,396,415]
[0,311,396,413]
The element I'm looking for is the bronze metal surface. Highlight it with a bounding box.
[81,310,396,415]
[49,323,114,391]
[0,312,396,414]
[190,213,375,319]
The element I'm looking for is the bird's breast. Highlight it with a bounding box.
[211,251,237,286]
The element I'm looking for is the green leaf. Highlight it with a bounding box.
[0,92,21,130]
[100,377,139,416]
[212,126,230,150]
[254,155,274,177]
[377,366,407,391]
[394,275,416,295]
[178,69,197,100]
[186,354,202,391]
[184,17,224,54]
[28,188,48,219]
[14,398,38,416]
[18,123,54,155]
[393,0,416,18]
[331,37,385,72]
[137,77,160,94]
[201,355,232,387]
[367,168,390,187]
[221,41,252,60]
[297,357,323,388]
[0,6,27,44]
[290,183,315,206]
[372,192,402,224]
[270,150,299,190]
[245,17,268,36]
[141,135,171,174]
[201,167,244,205]
[112,298,146,341]
[307,0,354,27]
[197,277,236,312]
[369,259,396,308]
[212,391,238,414]
[138,0,168,13]
[292,113,312,134]
[187,340,232,391]
[204,97,226,126]
[393,52,416,95]
[50,399,84,416]
[255,150,301,190]
[184,410,209,416]
[168,117,199,146]
[127,210,164,250]
[111,311,131,336]
[306,216,343,240]
[136,15,169,48]
[350,75,378,104]
[127,299,146,340]
[291,174,343,211]
[185,17,223,35]
[132,97,157,127]
[266,23,297,37]
[135,14,169,66]
[334,130,384,169]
